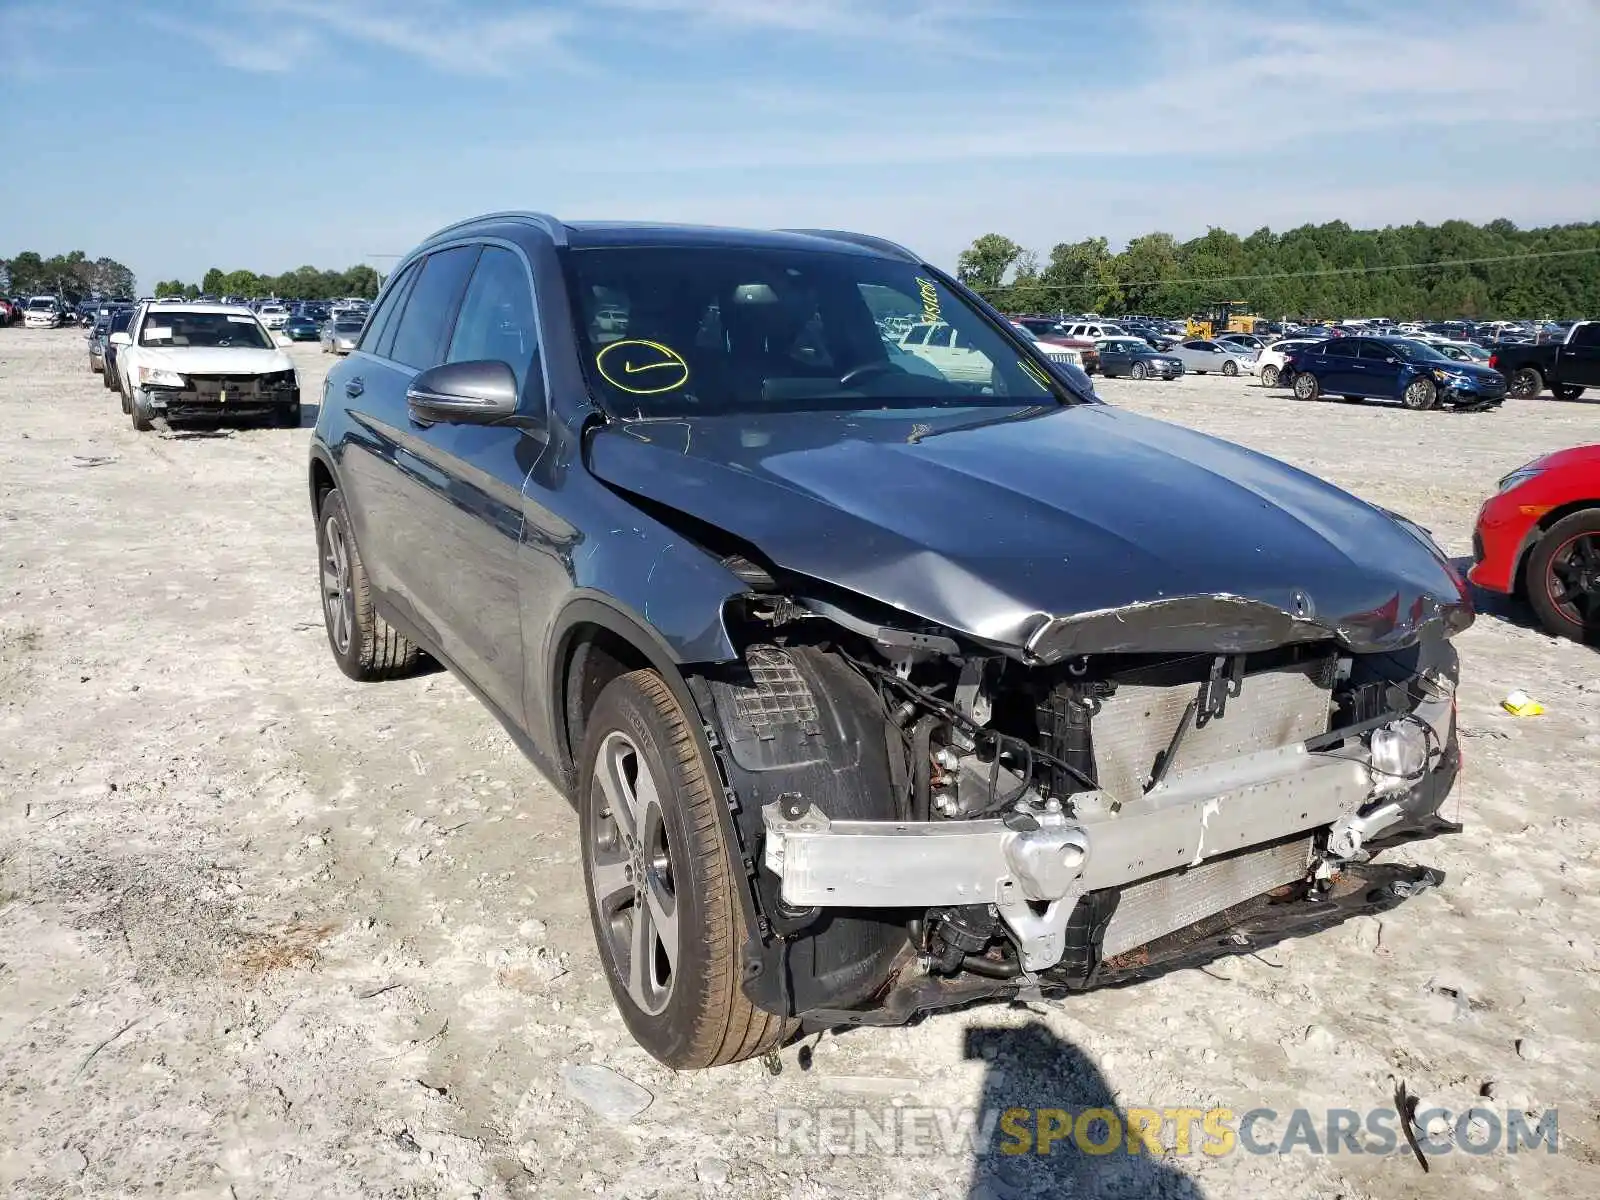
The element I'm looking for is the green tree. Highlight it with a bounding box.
[201,268,226,296]
[956,233,1026,293]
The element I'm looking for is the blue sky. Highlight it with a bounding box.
[3,0,1597,292]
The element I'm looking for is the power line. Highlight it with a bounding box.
[976,245,1600,293]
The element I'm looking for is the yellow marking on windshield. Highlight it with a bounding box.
[914,276,943,326]
[1019,358,1053,391]
[596,339,690,395]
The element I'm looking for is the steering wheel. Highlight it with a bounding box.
[838,361,899,389]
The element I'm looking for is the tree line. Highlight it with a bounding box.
[156,263,384,301]
[955,219,1600,321]
[2,251,137,302]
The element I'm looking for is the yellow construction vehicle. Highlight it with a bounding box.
[1187,302,1264,341]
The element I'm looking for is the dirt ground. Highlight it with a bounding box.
[1,328,1597,1200]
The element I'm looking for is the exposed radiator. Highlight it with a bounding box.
[1100,835,1313,959]
[1089,659,1336,804]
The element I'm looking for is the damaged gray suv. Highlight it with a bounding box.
[309,214,1470,1068]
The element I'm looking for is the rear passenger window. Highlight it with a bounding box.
[1324,340,1357,358]
[359,260,417,356]
[1572,324,1600,348]
[446,247,539,395]
[389,246,480,370]
[1359,341,1395,359]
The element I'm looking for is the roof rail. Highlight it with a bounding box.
[422,211,567,247]
[780,228,921,264]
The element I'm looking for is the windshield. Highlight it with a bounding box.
[139,311,274,349]
[27,299,55,310]
[565,246,1080,418]
[1386,338,1450,363]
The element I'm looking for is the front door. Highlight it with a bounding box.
[386,244,541,726]
[1357,339,1405,399]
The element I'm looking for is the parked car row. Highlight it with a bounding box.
[89,299,302,430]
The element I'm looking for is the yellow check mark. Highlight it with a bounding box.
[624,360,676,373]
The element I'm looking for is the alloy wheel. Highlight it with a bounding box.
[321,514,354,654]
[1509,368,1541,399]
[588,730,678,1016]
[1548,533,1600,629]
[1403,379,1436,410]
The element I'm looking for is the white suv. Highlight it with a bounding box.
[111,302,301,431]
[257,302,290,330]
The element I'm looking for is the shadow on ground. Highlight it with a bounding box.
[963,1020,1202,1199]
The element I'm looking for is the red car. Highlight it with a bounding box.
[1469,444,1600,642]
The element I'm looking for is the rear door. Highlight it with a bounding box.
[1318,338,1359,392]
[1559,323,1600,387]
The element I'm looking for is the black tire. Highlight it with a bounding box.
[1401,377,1437,411]
[130,388,154,431]
[1260,364,1280,388]
[579,670,794,1068]
[1526,510,1600,644]
[1292,372,1320,401]
[315,488,421,680]
[1131,361,1147,380]
[1222,359,1239,377]
[1508,367,1543,399]
[276,403,302,429]
[102,362,116,390]
[1552,384,1586,402]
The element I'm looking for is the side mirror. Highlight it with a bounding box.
[407,359,520,425]
[109,332,131,346]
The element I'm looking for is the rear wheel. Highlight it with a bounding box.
[580,670,794,1068]
[1552,384,1586,402]
[1292,372,1320,401]
[1508,367,1543,399]
[1131,361,1148,380]
[1527,510,1600,644]
[1222,359,1239,377]
[1260,364,1280,388]
[1402,377,1437,411]
[316,488,421,680]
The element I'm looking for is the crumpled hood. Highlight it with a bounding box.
[1442,361,1505,386]
[587,404,1471,657]
[137,346,293,375]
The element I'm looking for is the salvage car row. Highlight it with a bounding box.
[51,215,1600,1071]
[85,298,303,430]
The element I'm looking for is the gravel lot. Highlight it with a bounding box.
[1,328,1597,1200]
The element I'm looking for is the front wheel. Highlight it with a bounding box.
[1260,364,1280,388]
[1508,367,1543,399]
[1292,372,1320,401]
[1552,384,1586,402]
[580,671,793,1068]
[1402,377,1437,411]
[1131,361,1148,380]
[130,388,154,431]
[1527,510,1600,644]
[1222,360,1239,377]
